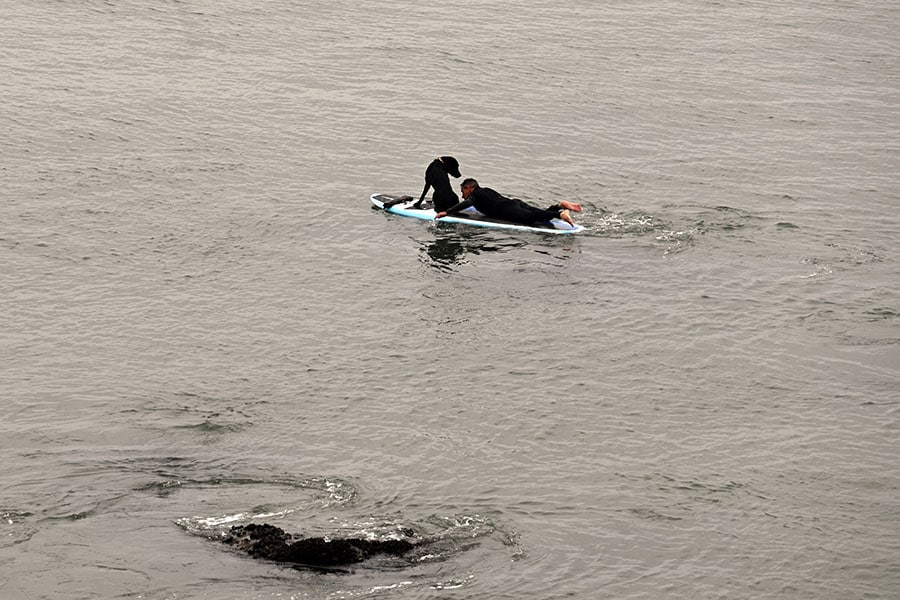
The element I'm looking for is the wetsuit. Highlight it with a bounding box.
[416,158,459,212]
[443,186,563,224]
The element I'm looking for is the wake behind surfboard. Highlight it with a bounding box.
[371,194,584,234]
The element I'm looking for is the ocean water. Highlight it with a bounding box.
[2,1,898,599]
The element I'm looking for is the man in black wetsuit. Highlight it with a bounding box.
[436,178,581,226]
[413,156,462,212]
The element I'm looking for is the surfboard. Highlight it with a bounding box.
[371,193,584,234]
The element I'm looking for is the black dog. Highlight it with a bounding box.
[383,156,461,211]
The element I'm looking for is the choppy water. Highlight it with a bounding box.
[2,1,899,599]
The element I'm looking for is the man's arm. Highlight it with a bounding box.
[435,197,475,218]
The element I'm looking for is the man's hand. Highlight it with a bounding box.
[435,211,447,218]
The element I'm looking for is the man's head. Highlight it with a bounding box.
[439,156,461,178]
[460,178,478,199]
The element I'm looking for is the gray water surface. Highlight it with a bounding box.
[2,1,898,599]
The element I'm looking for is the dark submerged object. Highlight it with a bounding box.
[223,523,417,567]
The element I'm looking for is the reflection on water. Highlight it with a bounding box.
[420,222,596,271]
[419,227,528,270]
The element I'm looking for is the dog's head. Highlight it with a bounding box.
[439,156,461,178]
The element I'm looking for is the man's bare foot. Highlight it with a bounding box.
[558,200,582,212]
[559,209,575,226]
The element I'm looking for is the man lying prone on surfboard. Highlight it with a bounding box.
[435,178,582,226]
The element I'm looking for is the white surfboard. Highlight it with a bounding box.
[371,194,584,234]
